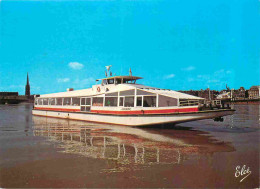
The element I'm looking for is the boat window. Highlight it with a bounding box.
[123,79,136,84]
[56,98,62,105]
[105,97,118,107]
[124,96,134,107]
[38,99,43,105]
[43,98,48,105]
[81,98,86,105]
[158,95,178,107]
[86,98,91,105]
[63,97,71,106]
[143,96,156,107]
[115,78,122,84]
[136,97,142,106]
[72,98,80,106]
[120,89,135,96]
[80,97,91,112]
[108,79,114,84]
[92,97,103,106]
[179,99,199,106]
[102,79,107,86]
[35,99,38,105]
[49,98,55,105]
[81,106,91,112]
[119,97,124,106]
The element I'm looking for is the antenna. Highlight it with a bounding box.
[105,65,112,77]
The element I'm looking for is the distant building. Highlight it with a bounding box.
[232,87,246,100]
[248,86,260,99]
[25,73,30,97]
[0,92,19,97]
[179,88,219,100]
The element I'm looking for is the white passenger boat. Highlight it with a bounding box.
[32,67,235,126]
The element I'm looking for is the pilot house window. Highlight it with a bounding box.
[108,79,114,84]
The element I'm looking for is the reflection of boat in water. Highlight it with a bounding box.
[32,116,235,166]
[32,67,234,126]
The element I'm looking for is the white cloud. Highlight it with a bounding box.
[57,78,70,83]
[182,66,195,71]
[68,62,84,70]
[193,69,234,89]
[164,74,175,79]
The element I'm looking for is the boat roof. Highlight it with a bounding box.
[96,76,143,81]
[39,83,203,100]
[136,86,204,100]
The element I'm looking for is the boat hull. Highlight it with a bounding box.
[32,109,235,126]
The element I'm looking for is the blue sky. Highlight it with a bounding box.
[0,0,259,95]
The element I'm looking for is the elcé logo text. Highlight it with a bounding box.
[235,165,251,182]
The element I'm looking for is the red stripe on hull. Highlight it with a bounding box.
[90,107,198,114]
[34,107,80,112]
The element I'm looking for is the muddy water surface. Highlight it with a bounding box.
[0,104,259,188]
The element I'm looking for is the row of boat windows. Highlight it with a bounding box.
[35,96,199,107]
[35,96,157,107]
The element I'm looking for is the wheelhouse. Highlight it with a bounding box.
[98,76,143,85]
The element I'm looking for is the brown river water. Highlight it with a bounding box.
[0,104,259,188]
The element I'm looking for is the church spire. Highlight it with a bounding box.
[27,72,29,85]
[25,73,30,96]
